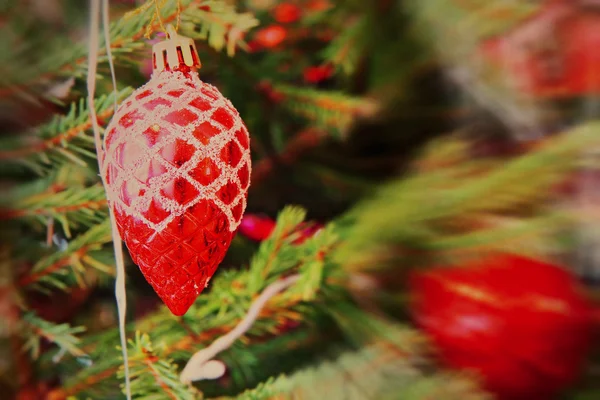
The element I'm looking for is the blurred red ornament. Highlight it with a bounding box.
[102,31,251,316]
[273,3,302,24]
[480,1,600,97]
[239,214,276,241]
[305,0,332,13]
[254,25,287,49]
[409,253,594,400]
[303,64,334,83]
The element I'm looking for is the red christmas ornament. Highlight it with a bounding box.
[409,253,594,400]
[303,64,334,83]
[273,3,302,24]
[238,214,276,241]
[102,29,251,316]
[480,1,600,97]
[253,25,287,49]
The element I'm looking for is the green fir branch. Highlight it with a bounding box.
[44,206,342,399]
[225,339,488,400]
[181,0,259,56]
[439,123,598,216]
[20,219,114,290]
[1,0,259,101]
[274,84,378,137]
[2,184,108,230]
[246,206,307,292]
[119,332,201,400]
[335,122,600,270]
[0,88,132,171]
[21,312,86,360]
[228,377,290,400]
[320,17,367,76]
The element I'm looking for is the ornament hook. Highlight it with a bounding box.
[152,24,201,74]
[166,24,177,39]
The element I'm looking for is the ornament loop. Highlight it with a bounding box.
[152,24,201,73]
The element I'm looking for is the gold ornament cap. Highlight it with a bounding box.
[152,25,201,73]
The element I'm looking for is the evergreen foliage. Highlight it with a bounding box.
[1,1,598,399]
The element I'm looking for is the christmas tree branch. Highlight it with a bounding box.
[47,294,314,399]
[1,0,258,101]
[122,332,201,400]
[45,207,340,398]
[21,312,86,360]
[19,219,114,289]
[273,84,379,137]
[335,122,600,270]
[321,16,368,76]
[180,274,301,384]
[0,2,174,99]
[181,0,259,56]
[0,89,131,165]
[1,185,108,229]
[224,335,487,400]
[1,199,107,220]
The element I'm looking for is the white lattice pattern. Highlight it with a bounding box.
[101,70,251,315]
[102,70,251,234]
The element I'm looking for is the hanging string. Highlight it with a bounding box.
[87,1,131,399]
[125,0,180,38]
[180,274,300,384]
[175,0,182,32]
[153,0,168,37]
[102,0,118,114]
[88,0,104,161]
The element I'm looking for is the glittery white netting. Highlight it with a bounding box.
[102,70,251,234]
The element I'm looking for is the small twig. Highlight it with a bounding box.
[46,217,55,247]
[179,274,300,384]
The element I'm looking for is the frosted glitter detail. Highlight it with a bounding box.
[102,70,251,316]
[102,70,250,233]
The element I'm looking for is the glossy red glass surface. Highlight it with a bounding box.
[409,254,594,400]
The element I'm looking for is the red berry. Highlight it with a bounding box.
[303,64,334,83]
[257,80,285,103]
[254,25,287,49]
[239,214,276,241]
[409,253,594,400]
[273,3,302,24]
[292,222,323,244]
